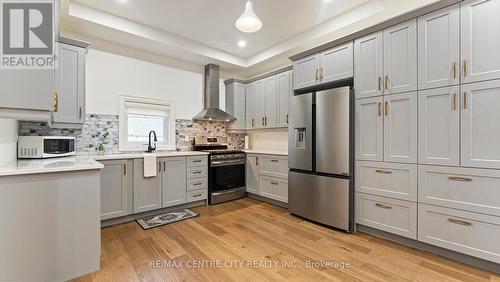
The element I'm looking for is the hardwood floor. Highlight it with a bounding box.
[72,198,499,281]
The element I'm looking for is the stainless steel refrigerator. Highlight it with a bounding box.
[288,86,354,232]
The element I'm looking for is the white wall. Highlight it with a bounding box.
[0,119,18,166]
[85,49,225,120]
[247,129,288,151]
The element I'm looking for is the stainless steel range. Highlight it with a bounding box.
[194,137,246,205]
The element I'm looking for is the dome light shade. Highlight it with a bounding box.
[235,1,262,33]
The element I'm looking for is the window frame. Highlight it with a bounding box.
[119,96,176,152]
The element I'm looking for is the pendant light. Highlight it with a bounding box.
[235,1,262,33]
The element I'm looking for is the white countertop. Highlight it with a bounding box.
[244,149,288,156]
[0,157,104,177]
[84,151,209,161]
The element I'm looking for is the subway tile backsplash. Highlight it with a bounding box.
[18,114,245,154]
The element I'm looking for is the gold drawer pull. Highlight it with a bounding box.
[448,176,472,182]
[384,75,389,90]
[452,62,457,79]
[384,101,389,116]
[375,203,392,209]
[375,169,392,174]
[448,218,472,226]
[378,76,382,91]
[377,102,382,116]
[463,59,467,77]
[452,93,457,111]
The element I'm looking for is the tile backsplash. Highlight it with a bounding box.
[18,114,245,154]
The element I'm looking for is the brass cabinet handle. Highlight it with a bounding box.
[123,164,127,175]
[448,218,472,226]
[375,169,392,174]
[463,59,467,77]
[375,203,392,209]
[320,67,324,81]
[270,160,279,163]
[452,62,457,79]
[452,93,457,111]
[193,193,203,198]
[53,92,59,112]
[448,176,472,182]
[316,69,319,81]
[378,76,382,91]
[384,75,389,90]
[463,91,467,110]
[385,101,389,116]
[79,107,83,119]
[377,102,381,116]
[270,182,279,185]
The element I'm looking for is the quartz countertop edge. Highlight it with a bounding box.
[0,157,104,177]
[87,151,209,161]
[243,150,288,156]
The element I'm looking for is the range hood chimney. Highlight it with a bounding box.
[192,64,236,122]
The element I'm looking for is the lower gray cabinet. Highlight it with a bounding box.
[133,159,162,213]
[161,157,187,207]
[100,160,132,220]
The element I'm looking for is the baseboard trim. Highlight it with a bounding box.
[101,200,207,228]
[356,224,500,274]
[246,193,288,209]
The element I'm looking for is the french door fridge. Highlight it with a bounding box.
[288,86,354,232]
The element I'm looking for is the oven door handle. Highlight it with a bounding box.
[211,159,246,167]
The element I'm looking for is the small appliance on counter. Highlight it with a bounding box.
[194,137,246,205]
[17,136,76,159]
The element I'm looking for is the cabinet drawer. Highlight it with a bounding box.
[418,204,500,263]
[187,189,207,203]
[187,156,207,167]
[259,176,288,203]
[187,166,207,179]
[418,165,500,216]
[187,177,207,191]
[355,161,417,201]
[355,193,417,239]
[260,156,288,178]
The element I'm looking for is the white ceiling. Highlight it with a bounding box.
[60,0,439,78]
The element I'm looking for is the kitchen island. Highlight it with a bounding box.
[0,157,103,282]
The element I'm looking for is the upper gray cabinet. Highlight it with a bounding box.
[245,82,255,128]
[418,4,460,90]
[461,0,500,84]
[277,70,292,128]
[293,42,353,90]
[225,82,246,130]
[354,32,384,99]
[383,19,417,95]
[263,76,278,128]
[52,42,87,128]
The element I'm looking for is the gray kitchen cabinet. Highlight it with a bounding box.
[264,76,278,128]
[246,154,259,194]
[461,0,500,84]
[225,82,246,130]
[100,160,131,220]
[277,70,292,127]
[253,80,266,128]
[133,159,162,213]
[161,157,187,208]
[245,82,255,128]
[354,32,384,98]
[52,42,87,128]
[293,53,321,90]
[418,4,460,90]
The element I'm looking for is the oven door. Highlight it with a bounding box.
[210,162,246,193]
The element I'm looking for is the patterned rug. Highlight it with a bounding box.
[136,209,199,230]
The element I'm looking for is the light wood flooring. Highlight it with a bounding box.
[72,198,500,281]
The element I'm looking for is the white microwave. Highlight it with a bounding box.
[18,136,76,159]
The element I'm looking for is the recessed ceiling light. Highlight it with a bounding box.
[237,40,247,48]
[117,0,128,3]
[322,0,333,3]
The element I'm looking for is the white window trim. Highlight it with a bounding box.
[119,96,176,152]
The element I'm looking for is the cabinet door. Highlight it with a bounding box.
[162,157,187,208]
[355,96,384,161]
[0,71,53,112]
[384,92,417,163]
[418,87,460,166]
[354,32,384,98]
[100,160,129,220]
[418,5,460,89]
[246,155,259,194]
[293,53,320,90]
[226,82,246,130]
[264,76,277,128]
[245,83,255,128]
[254,80,266,128]
[383,19,417,95]
[320,42,354,84]
[461,80,500,169]
[133,159,162,213]
[53,43,85,124]
[259,177,288,203]
[461,0,500,83]
[277,71,292,128]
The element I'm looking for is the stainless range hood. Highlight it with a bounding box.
[193,64,236,122]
